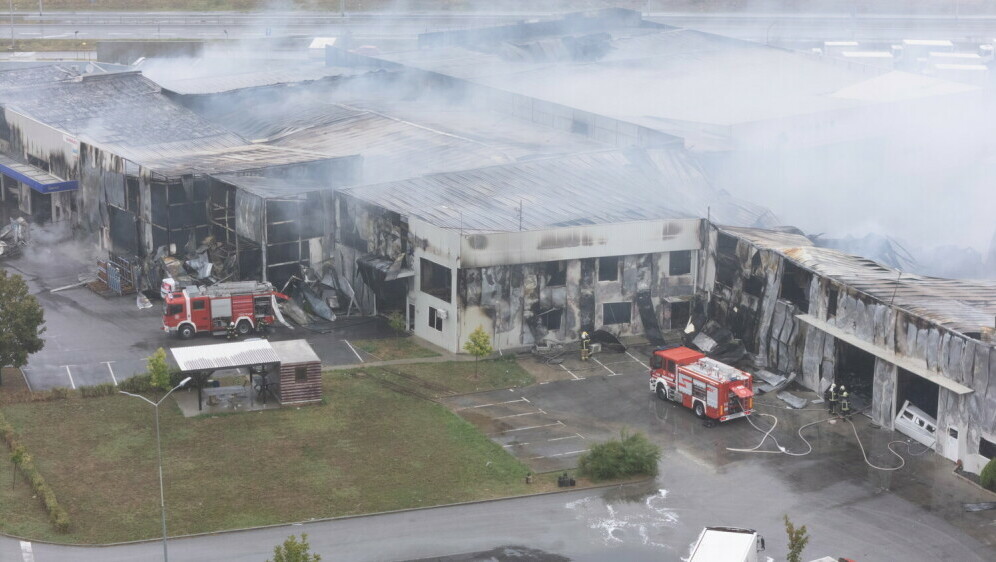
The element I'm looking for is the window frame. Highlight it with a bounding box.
[668,250,692,276]
[294,365,308,382]
[420,258,452,303]
[602,301,632,325]
[598,256,620,282]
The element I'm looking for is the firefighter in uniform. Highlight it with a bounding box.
[839,390,851,418]
[825,383,838,416]
[580,331,591,361]
[226,321,238,340]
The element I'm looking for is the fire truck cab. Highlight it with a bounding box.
[163,281,288,339]
[649,346,754,422]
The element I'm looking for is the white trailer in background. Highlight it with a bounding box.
[688,527,766,562]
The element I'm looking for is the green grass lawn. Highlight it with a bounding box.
[350,336,440,361]
[0,366,538,543]
[343,356,534,397]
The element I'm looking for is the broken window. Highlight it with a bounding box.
[779,261,811,313]
[669,250,692,276]
[598,256,619,282]
[295,366,308,382]
[420,258,452,302]
[827,285,839,318]
[545,261,567,287]
[602,302,631,325]
[540,308,563,331]
[980,437,996,460]
[126,177,140,212]
[668,300,691,330]
[715,257,737,288]
[428,306,444,331]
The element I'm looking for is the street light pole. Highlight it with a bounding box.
[9,0,14,51]
[120,377,192,562]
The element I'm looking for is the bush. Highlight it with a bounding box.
[118,374,153,393]
[80,383,116,398]
[981,458,996,491]
[578,429,661,481]
[0,409,70,532]
[49,387,70,401]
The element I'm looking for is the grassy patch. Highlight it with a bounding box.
[350,336,440,362]
[0,371,538,543]
[344,356,533,398]
[0,442,53,540]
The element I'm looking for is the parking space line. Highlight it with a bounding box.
[488,421,564,436]
[558,364,583,380]
[493,411,544,420]
[20,368,33,392]
[592,356,617,376]
[527,450,586,460]
[104,361,118,386]
[20,540,34,562]
[64,365,76,389]
[342,340,364,363]
[457,398,527,411]
[503,442,530,447]
[626,351,646,364]
[576,432,586,439]
[547,435,582,442]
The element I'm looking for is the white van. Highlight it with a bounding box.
[689,527,766,562]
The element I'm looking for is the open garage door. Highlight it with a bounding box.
[896,367,938,419]
[836,341,875,413]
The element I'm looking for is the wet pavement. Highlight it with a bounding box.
[2,243,393,391]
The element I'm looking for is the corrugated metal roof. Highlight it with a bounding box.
[271,339,321,365]
[721,226,996,336]
[209,172,334,197]
[135,144,334,177]
[153,65,366,95]
[171,339,280,371]
[341,148,774,233]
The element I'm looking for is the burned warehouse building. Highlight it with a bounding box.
[0,9,993,478]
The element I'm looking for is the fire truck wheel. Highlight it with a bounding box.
[178,324,194,339]
[656,384,667,401]
[693,402,706,418]
[236,320,252,336]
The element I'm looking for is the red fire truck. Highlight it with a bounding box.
[649,346,754,423]
[162,281,289,339]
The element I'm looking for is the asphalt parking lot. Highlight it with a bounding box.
[4,247,391,391]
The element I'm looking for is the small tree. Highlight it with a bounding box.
[269,533,321,562]
[387,310,406,337]
[147,348,170,392]
[463,325,493,377]
[784,515,810,562]
[0,270,45,386]
[981,458,996,491]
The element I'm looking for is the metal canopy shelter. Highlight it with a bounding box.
[0,153,77,193]
[170,339,281,410]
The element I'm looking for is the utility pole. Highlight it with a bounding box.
[38,0,42,17]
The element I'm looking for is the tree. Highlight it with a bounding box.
[578,429,661,481]
[147,347,170,392]
[386,310,406,337]
[0,270,45,386]
[981,457,996,491]
[269,533,321,562]
[463,325,493,377]
[784,514,810,562]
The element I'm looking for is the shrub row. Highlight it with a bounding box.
[4,370,187,404]
[578,429,661,482]
[0,409,70,532]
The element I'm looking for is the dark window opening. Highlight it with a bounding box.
[571,119,589,135]
[428,306,443,331]
[294,366,308,382]
[126,177,140,212]
[545,261,567,287]
[603,302,631,325]
[598,256,619,282]
[835,342,876,411]
[668,300,691,330]
[27,155,49,172]
[715,258,737,288]
[540,308,563,331]
[827,286,839,318]
[948,427,958,439]
[980,437,996,459]
[963,331,982,341]
[669,250,692,276]
[420,258,452,302]
[779,261,811,313]
[717,232,738,256]
[408,304,415,331]
[744,276,765,297]
[192,300,206,311]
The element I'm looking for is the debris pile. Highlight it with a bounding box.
[278,264,352,333]
[0,217,29,258]
[686,320,747,365]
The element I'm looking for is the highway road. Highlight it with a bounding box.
[0,11,994,45]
